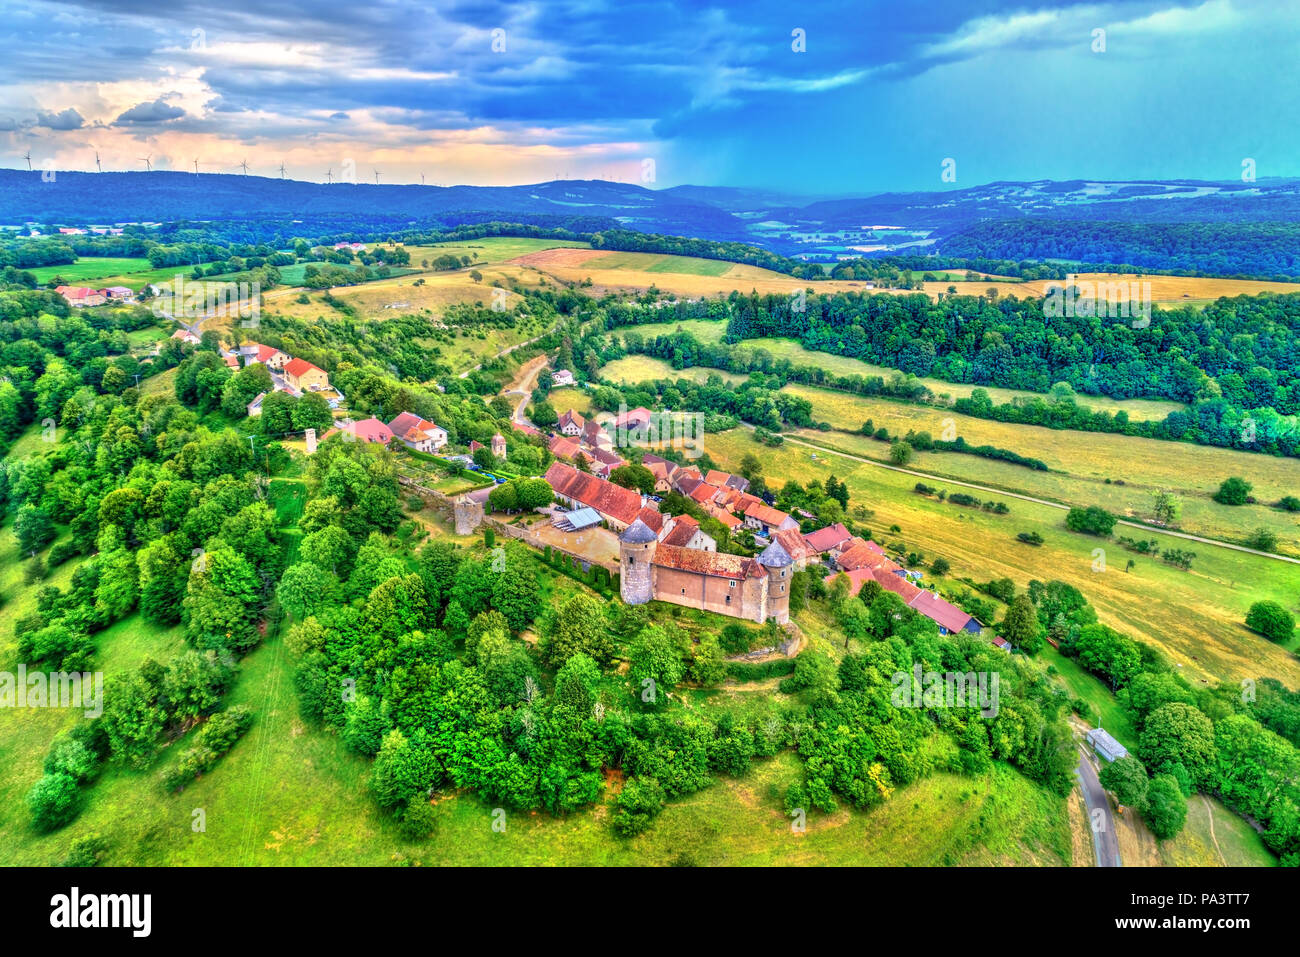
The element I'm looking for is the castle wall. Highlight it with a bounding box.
[652,566,753,618]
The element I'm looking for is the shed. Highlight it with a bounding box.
[1086,727,1129,763]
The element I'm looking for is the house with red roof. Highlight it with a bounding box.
[544,461,645,530]
[660,513,716,551]
[558,409,585,436]
[55,285,106,307]
[239,342,289,370]
[743,501,798,536]
[803,522,853,554]
[387,411,447,452]
[323,417,393,445]
[283,357,330,393]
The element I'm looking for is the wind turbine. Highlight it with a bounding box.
[23,150,32,171]
[326,168,333,184]
[278,162,286,179]
[421,172,425,186]
[94,150,102,173]
[193,158,200,174]
[239,159,249,175]
[373,168,380,185]
[140,154,152,172]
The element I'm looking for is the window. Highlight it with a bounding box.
[725,595,731,604]
[681,588,686,594]
[729,580,735,588]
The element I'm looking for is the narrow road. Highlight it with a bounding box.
[503,354,549,424]
[777,430,1300,565]
[1075,744,1122,867]
[458,331,550,379]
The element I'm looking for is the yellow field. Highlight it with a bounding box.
[704,428,1300,687]
[600,355,745,386]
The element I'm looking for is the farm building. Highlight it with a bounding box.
[1087,728,1129,763]
[283,357,331,393]
[239,342,289,369]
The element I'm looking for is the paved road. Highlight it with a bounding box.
[776,431,1300,565]
[1075,744,1122,867]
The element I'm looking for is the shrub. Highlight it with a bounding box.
[28,773,82,833]
[1213,476,1252,506]
[1065,505,1116,536]
[612,777,666,837]
[1245,601,1296,643]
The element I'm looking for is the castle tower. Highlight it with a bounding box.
[619,518,658,605]
[454,495,484,535]
[756,539,793,624]
[491,432,506,458]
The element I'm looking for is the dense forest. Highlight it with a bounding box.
[589,291,1300,457]
[941,220,1300,280]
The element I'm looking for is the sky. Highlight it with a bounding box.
[2,0,1298,194]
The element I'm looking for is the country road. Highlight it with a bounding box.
[504,354,549,424]
[457,331,550,379]
[1075,744,1121,867]
[776,431,1300,566]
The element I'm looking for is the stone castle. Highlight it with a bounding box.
[619,518,793,624]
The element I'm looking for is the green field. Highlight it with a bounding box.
[588,251,733,277]
[29,257,152,284]
[702,427,1300,688]
[406,237,589,267]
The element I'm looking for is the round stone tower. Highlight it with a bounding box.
[619,518,658,605]
[756,539,793,624]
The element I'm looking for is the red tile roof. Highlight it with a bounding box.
[689,482,722,504]
[548,435,581,459]
[284,357,325,379]
[803,522,853,553]
[544,462,644,525]
[636,507,665,533]
[907,591,974,633]
[653,544,762,580]
[744,501,791,528]
[387,411,444,443]
[774,527,814,562]
[558,409,585,430]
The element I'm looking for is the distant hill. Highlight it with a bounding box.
[4,169,1300,267]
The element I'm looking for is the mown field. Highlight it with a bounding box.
[702,428,1300,688]
[778,384,1300,555]
[600,355,745,386]
[28,256,153,284]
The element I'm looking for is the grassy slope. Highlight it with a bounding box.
[703,428,1300,687]
[783,388,1300,556]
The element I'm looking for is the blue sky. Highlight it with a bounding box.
[2,0,1297,193]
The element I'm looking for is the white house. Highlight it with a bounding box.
[387,411,448,452]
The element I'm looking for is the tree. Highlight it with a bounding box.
[1001,593,1043,653]
[889,440,914,465]
[930,557,950,577]
[1245,601,1295,643]
[292,392,334,433]
[529,400,558,428]
[627,625,685,707]
[1213,476,1252,506]
[489,553,541,631]
[544,593,613,666]
[1138,702,1216,788]
[609,464,656,495]
[13,504,55,553]
[553,652,601,714]
[277,561,333,619]
[1143,773,1187,840]
[27,773,82,832]
[1099,755,1149,807]
[1150,490,1182,526]
[1065,505,1116,536]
